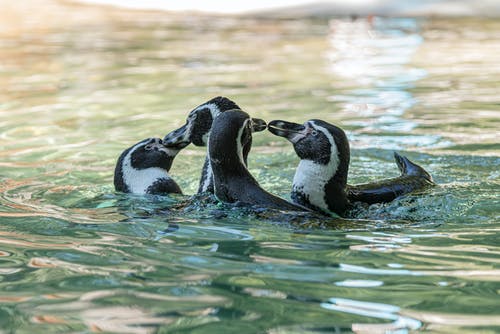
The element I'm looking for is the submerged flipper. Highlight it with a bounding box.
[346,152,435,205]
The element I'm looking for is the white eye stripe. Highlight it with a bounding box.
[312,123,340,170]
[190,103,222,119]
[185,103,224,145]
[236,119,251,165]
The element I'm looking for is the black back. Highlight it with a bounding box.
[346,152,435,204]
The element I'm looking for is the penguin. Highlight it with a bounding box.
[208,110,309,211]
[268,119,435,216]
[114,137,186,195]
[163,96,266,194]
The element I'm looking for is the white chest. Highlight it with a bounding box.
[292,160,333,212]
[122,164,170,194]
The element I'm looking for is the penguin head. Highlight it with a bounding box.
[209,110,267,167]
[127,137,180,171]
[114,138,182,194]
[163,96,240,147]
[270,120,349,166]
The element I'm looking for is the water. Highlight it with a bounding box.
[1,2,499,333]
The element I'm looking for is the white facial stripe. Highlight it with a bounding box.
[122,140,171,194]
[188,103,223,144]
[236,118,250,166]
[190,102,223,119]
[184,116,195,141]
[312,122,340,173]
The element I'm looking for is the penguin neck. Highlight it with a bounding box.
[198,139,251,194]
[210,149,250,178]
[209,139,259,203]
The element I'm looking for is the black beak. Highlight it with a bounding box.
[268,120,307,143]
[163,123,190,150]
[251,118,267,132]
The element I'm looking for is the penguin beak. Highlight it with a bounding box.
[251,118,267,132]
[163,123,191,149]
[268,120,307,144]
[143,138,183,156]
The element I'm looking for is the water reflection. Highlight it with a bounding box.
[0,1,499,333]
[322,297,422,333]
[327,17,433,150]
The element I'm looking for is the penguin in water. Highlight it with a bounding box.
[209,110,309,211]
[114,137,187,195]
[268,119,435,216]
[163,96,266,194]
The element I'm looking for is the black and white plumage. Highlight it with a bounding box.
[163,96,266,194]
[209,110,308,211]
[269,119,350,215]
[268,119,435,216]
[114,137,185,195]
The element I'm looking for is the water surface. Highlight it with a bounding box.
[1,2,499,333]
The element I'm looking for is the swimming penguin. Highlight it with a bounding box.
[163,97,266,194]
[268,119,435,216]
[114,137,186,195]
[209,110,309,211]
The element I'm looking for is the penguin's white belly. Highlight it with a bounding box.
[123,167,169,194]
[292,160,331,211]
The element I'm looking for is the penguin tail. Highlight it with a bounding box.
[393,152,434,183]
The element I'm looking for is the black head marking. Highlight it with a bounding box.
[163,96,241,147]
[130,138,177,170]
[269,119,350,180]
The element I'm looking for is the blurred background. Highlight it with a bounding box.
[0,1,499,333]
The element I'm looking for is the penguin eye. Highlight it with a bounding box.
[311,129,318,136]
[144,145,153,151]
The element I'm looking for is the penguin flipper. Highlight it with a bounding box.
[393,152,434,183]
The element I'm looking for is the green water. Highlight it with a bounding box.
[1,5,499,333]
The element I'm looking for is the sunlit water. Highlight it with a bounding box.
[1,2,499,333]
